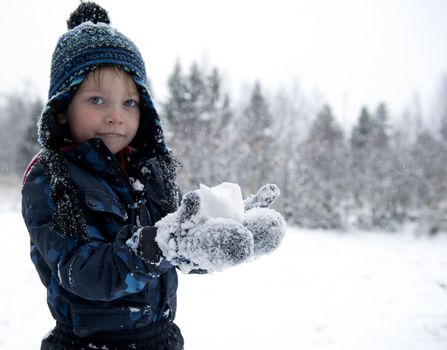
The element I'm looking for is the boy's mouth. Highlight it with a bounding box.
[97,132,125,137]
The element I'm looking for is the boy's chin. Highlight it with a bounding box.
[107,145,126,154]
[84,135,131,154]
[99,139,127,154]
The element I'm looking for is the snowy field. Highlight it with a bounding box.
[1,181,447,349]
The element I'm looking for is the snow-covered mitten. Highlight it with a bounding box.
[155,192,254,273]
[244,183,281,210]
[242,184,286,256]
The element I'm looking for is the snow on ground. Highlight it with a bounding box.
[1,181,447,349]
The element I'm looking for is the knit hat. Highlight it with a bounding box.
[38,2,168,155]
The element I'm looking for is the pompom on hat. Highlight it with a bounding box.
[48,2,146,99]
[38,2,168,156]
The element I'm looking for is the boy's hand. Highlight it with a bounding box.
[243,184,286,256]
[154,192,254,273]
[130,185,286,272]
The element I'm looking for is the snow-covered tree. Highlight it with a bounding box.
[163,61,233,190]
[0,93,42,176]
[17,99,42,174]
[410,130,447,233]
[270,82,312,220]
[294,105,350,228]
[349,104,400,229]
[233,81,276,195]
[434,75,447,142]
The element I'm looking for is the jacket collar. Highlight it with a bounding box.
[63,139,135,180]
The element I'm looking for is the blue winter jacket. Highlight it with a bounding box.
[22,139,180,337]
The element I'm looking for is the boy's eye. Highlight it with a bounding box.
[124,99,139,108]
[89,96,104,105]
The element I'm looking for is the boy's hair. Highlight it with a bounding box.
[38,2,168,156]
[82,65,129,87]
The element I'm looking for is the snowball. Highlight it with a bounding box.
[132,179,144,192]
[126,227,144,251]
[129,178,144,192]
[196,183,244,222]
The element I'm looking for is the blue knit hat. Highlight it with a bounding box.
[38,2,168,155]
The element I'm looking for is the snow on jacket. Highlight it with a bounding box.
[22,138,181,337]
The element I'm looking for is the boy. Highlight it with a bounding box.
[22,2,285,349]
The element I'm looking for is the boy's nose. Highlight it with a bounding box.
[105,106,124,124]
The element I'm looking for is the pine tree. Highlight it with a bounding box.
[437,75,447,142]
[235,81,275,194]
[351,107,374,149]
[0,94,41,176]
[349,103,398,229]
[411,130,447,233]
[162,61,233,190]
[373,102,390,148]
[295,105,350,228]
[17,99,43,174]
[270,83,311,221]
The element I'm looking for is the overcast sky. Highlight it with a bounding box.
[1,0,447,126]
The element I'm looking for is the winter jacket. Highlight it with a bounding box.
[22,138,181,338]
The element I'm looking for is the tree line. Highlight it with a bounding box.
[1,61,447,233]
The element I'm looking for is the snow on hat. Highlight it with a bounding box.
[38,2,168,155]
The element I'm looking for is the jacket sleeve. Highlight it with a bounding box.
[22,163,174,302]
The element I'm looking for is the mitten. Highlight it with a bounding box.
[244,183,280,210]
[154,192,254,273]
[242,184,286,256]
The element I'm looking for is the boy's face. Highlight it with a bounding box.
[58,67,140,154]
